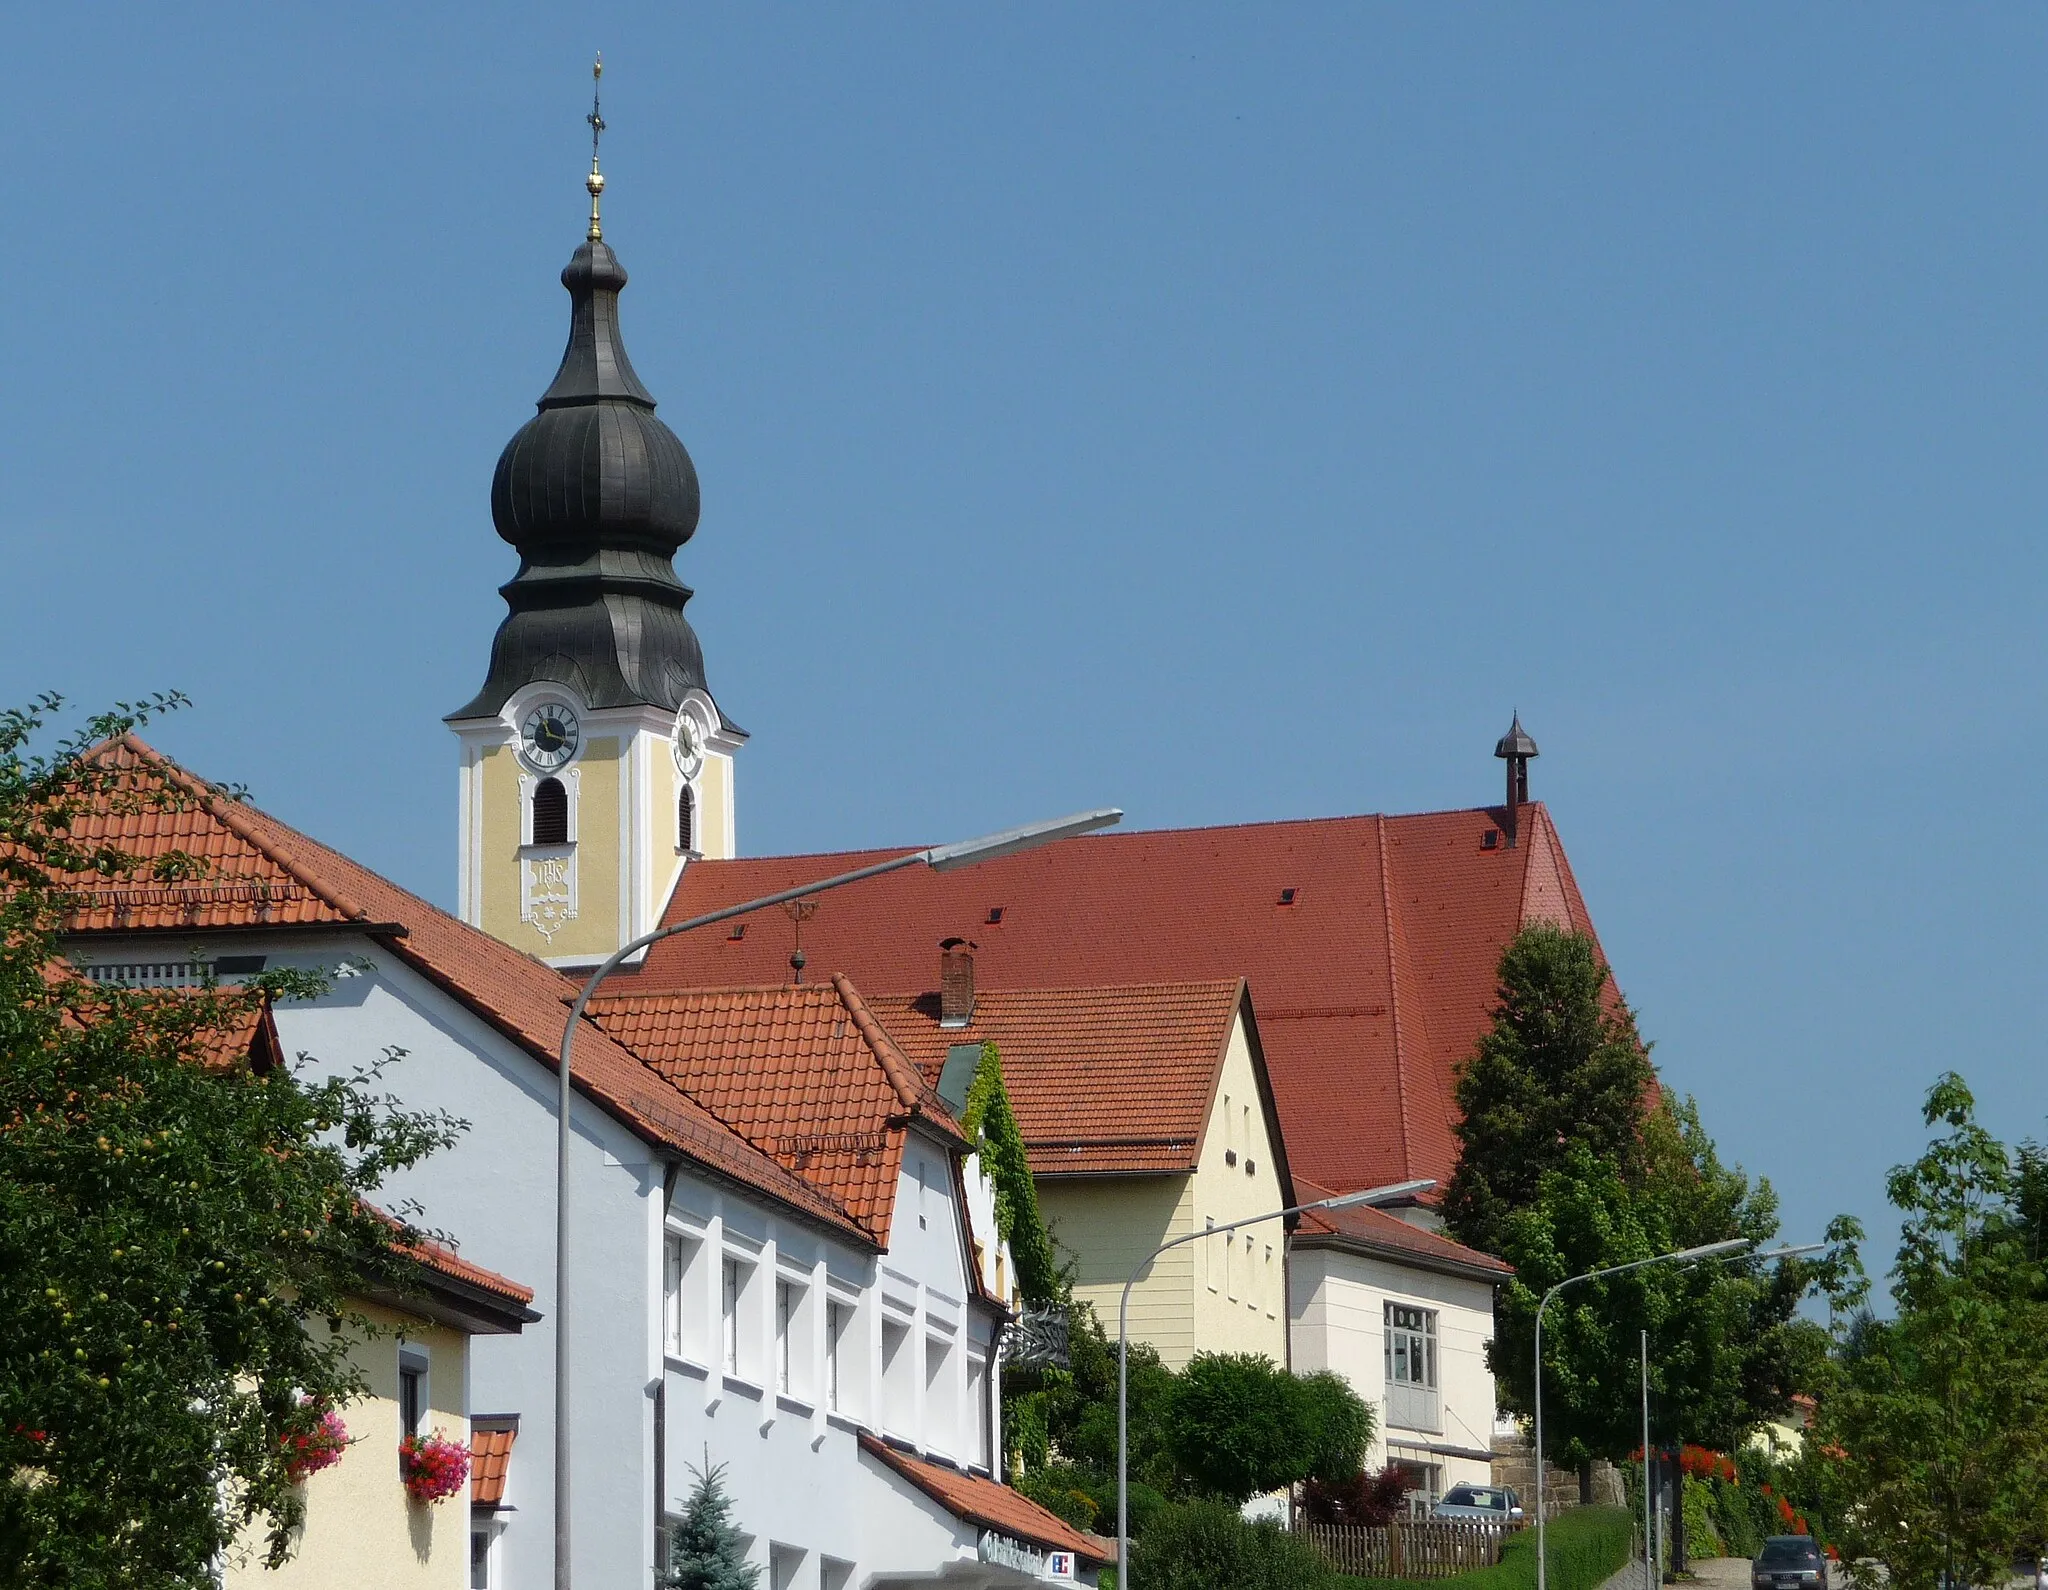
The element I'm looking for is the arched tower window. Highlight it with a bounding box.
[531,778,569,846]
[677,784,695,853]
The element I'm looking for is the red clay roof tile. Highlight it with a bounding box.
[470,1418,517,1507]
[61,739,875,1248]
[640,806,1605,1195]
[864,982,1247,1179]
[858,1433,1114,1565]
[1290,1178,1512,1278]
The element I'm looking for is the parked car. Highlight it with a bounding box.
[1753,1536,1829,1590]
[1431,1484,1524,1521]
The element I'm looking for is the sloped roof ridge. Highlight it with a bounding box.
[94,740,873,1247]
[671,803,1529,875]
[926,977,1246,1001]
[830,973,965,1140]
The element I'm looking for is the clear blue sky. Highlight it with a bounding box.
[6,5,2043,1285]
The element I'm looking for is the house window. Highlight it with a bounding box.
[1264,1243,1276,1317]
[775,1280,795,1396]
[470,1525,495,1589]
[664,1232,708,1361]
[398,1344,429,1436]
[967,1351,990,1471]
[826,1301,848,1413]
[722,1256,751,1378]
[880,1316,913,1437]
[677,785,695,853]
[531,778,569,846]
[1385,1302,1441,1432]
[925,1332,956,1454]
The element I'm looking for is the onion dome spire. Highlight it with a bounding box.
[449,67,721,724]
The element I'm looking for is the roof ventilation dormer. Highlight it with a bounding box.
[1493,713,1539,850]
[938,938,977,1029]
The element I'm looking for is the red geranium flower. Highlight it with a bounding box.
[398,1430,470,1504]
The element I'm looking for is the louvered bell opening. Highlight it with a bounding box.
[532,778,569,846]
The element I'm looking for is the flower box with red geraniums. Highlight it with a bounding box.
[283,1410,349,1482]
[398,1430,469,1504]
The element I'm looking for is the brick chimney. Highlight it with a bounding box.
[939,938,977,1028]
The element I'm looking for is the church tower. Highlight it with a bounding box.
[449,81,741,967]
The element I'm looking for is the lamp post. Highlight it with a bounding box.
[551,807,1123,1590]
[1115,1177,1437,1588]
[1636,1244,1825,1587]
[1532,1239,1751,1590]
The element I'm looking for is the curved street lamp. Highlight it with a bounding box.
[1532,1238,1751,1590]
[552,807,1124,1589]
[1116,1177,1438,1588]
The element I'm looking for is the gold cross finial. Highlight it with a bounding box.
[586,54,606,242]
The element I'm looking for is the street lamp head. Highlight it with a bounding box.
[923,808,1123,871]
[1671,1238,1752,1263]
[1753,1243,1827,1261]
[1315,1178,1437,1212]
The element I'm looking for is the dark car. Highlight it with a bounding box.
[1753,1536,1828,1590]
[1430,1484,1523,1521]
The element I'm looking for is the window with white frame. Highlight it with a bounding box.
[1384,1302,1441,1432]
[722,1255,759,1382]
[966,1350,990,1471]
[880,1314,914,1437]
[775,1278,800,1398]
[925,1329,957,1455]
[664,1230,708,1362]
[398,1343,430,1436]
[825,1299,849,1414]
[470,1525,493,1589]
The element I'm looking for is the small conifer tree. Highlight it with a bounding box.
[661,1461,760,1590]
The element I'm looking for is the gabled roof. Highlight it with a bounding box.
[865,981,1277,1183]
[582,975,965,1245]
[857,1434,1114,1566]
[640,805,1604,1194]
[61,739,876,1249]
[1289,1178,1512,1284]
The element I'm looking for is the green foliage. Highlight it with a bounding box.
[0,696,464,1589]
[1344,1506,1634,1590]
[1164,1352,1374,1503]
[1442,923,1655,1260]
[661,1462,761,1590]
[1454,925,1831,1466]
[1681,1473,1722,1558]
[961,1042,1059,1303]
[1812,1073,2048,1590]
[1004,1300,1180,1499]
[1122,1498,1344,1590]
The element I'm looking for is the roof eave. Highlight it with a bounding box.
[1289,1229,1513,1286]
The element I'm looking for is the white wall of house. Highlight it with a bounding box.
[71,934,1024,1590]
[1288,1248,1499,1498]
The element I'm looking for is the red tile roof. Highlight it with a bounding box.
[402,1233,539,1307]
[1289,1178,1512,1281]
[858,1434,1114,1565]
[640,806,1604,1194]
[470,1417,517,1508]
[582,975,965,1244]
[865,982,1265,1181]
[63,739,876,1248]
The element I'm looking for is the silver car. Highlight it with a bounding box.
[1431,1484,1524,1521]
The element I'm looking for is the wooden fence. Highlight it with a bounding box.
[1299,1518,1525,1580]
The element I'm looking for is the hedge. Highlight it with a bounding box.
[1341,1506,1635,1590]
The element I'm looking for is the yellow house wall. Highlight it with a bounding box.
[694,751,734,860]
[478,736,623,961]
[1041,1175,1198,1366]
[224,1304,468,1590]
[1189,1010,1291,1365]
[1037,1010,1287,1370]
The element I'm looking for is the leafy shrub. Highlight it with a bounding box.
[1166,1353,1374,1503]
[1681,1474,1723,1558]
[1123,1499,1342,1590]
[1303,1465,1412,1527]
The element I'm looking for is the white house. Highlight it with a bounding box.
[63,737,1110,1590]
[1287,1180,1512,1503]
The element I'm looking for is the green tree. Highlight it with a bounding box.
[961,1041,1059,1303]
[661,1462,762,1590]
[1443,922,1656,1260]
[1164,1353,1374,1504]
[1814,1074,2048,1590]
[1123,1499,1342,1590]
[0,696,463,1589]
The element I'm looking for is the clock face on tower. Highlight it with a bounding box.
[520,704,581,772]
[672,711,703,778]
